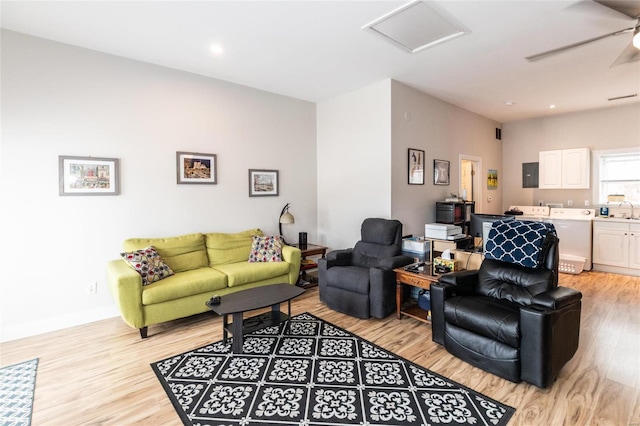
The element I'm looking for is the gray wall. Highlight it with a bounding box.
[502,103,640,210]
[1,30,317,340]
[391,81,503,238]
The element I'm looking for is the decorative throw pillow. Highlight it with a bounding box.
[248,235,283,262]
[485,220,556,268]
[120,246,175,285]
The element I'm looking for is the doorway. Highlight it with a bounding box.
[459,155,482,209]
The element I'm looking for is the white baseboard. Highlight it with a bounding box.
[592,263,640,277]
[1,305,120,343]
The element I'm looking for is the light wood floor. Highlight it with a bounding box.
[1,271,638,425]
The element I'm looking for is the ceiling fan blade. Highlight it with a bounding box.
[594,0,640,18]
[525,27,634,61]
[610,39,640,66]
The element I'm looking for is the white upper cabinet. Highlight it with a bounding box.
[562,148,590,189]
[539,148,590,189]
[539,150,563,189]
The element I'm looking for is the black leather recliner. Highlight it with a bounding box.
[430,220,582,388]
[318,218,414,319]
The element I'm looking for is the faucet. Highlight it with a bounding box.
[619,201,635,219]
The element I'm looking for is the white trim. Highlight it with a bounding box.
[0,305,120,342]
[592,147,640,205]
[459,154,482,208]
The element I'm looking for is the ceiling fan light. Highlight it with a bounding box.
[633,27,640,49]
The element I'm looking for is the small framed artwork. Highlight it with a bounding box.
[249,169,279,197]
[59,156,120,196]
[488,169,498,189]
[434,159,450,185]
[176,151,217,184]
[408,148,425,185]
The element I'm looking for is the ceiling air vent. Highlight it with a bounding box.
[607,94,638,101]
[362,0,470,54]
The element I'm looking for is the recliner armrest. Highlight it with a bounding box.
[324,249,353,267]
[377,255,414,270]
[437,269,479,293]
[530,286,582,310]
[430,271,479,346]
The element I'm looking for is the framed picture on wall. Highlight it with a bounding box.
[488,169,498,189]
[176,151,217,184]
[249,169,279,197]
[434,159,450,185]
[408,148,425,185]
[58,155,120,196]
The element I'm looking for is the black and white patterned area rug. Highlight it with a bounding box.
[0,358,38,426]
[151,313,515,426]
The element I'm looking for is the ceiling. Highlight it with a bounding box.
[2,0,639,123]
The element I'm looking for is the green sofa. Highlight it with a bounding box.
[107,229,301,338]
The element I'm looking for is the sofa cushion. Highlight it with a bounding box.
[141,267,228,305]
[205,229,263,266]
[213,261,290,287]
[444,295,520,348]
[248,235,283,262]
[123,233,208,273]
[120,246,175,286]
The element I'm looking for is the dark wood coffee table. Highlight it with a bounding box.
[205,283,305,353]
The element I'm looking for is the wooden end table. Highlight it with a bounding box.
[394,265,441,324]
[291,243,328,288]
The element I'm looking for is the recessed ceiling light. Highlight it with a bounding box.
[210,44,224,56]
[505,101,515,106]
[549,104,556,109]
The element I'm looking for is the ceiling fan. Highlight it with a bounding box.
[525,0,640,66]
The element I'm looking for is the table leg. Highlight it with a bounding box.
[396,280,403,320]
[286,300,292,335]
[231,312,244,354]
[223,314,229,344]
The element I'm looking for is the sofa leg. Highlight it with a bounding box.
[139,327,148,339]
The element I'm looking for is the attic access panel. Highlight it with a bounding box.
[362,0,471,53]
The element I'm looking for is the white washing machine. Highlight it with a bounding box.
[547,208,595,272]
[508,206,595,272]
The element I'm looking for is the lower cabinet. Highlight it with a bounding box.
[593,221,640,270]
[631,226,640,269]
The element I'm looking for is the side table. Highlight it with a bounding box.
[291,243,328,288]
[394,266,440,324]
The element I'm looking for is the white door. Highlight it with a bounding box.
[459,155,481,208]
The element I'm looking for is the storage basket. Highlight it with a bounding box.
[559,254,585,275]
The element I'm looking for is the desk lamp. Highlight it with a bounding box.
[279,203,295,245]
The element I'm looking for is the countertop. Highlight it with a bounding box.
[593,216,640,223]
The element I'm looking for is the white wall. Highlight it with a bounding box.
[390,81,503,237]
[317,80,392,250]
[502,103,640,210]
[0,31,317,341]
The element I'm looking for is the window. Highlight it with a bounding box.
[595,149,640,205]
